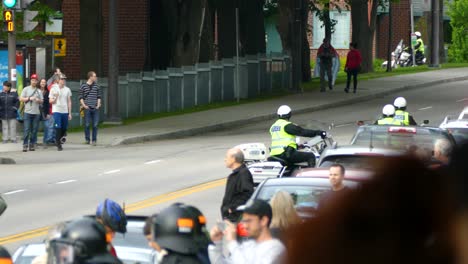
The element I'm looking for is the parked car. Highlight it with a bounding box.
[439,106,468,144]
[248,176,368,219]
[314,145,404,168]
[12,216,158,264]
[350,125,456,152]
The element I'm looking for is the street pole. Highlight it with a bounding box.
[106,0,121,124]
[430,0,440,67]
[235,6,240,103]
[410,2,416,67]
[386,1,392,72]
[8,29,16,90]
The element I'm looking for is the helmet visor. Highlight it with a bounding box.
[48,240,75,264]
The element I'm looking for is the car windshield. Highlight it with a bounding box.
[318,155,385,168]
[351,126,453,152]
[257,185,328,209]
[447,128,468,144]
[113,226,148,249]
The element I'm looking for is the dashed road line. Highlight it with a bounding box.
[456,98,468,102]
[144,159,162,165]
[99,169,121,176]
[4,189,26,195]
[418,106,433,111]
[55,179,77,185]
[334,123,352,128]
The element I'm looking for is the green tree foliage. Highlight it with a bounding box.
[447,0,468,62]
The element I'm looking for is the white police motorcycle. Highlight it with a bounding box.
[236,132,335,185]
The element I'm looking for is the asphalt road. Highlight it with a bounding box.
[1,80,467,252]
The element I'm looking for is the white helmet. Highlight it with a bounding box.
[277,105,292,118]
[393,97,407,108]
[415,31,421,37]
[382,104,396,116]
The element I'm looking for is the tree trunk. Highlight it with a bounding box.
[216,1,237,59]
[277,0,293,55]
[239,0,266,55]
[350,0,378,73]
[438,0,445,63]
[199,3,215,62]
[161,0,207,67]
[324,4,332,41]
[301,0,311,82]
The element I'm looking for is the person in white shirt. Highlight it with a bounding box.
[209,199,286,264]
[49,74,72,151]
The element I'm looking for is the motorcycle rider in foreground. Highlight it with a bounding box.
[269,105,327,167]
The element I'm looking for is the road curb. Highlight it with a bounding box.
[0,157,16,164]
[111,75,468,146]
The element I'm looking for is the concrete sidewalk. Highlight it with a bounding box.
[1,67,468,155]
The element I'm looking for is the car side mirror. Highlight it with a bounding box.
[423,120,429,125]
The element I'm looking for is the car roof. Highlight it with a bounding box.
[320,145,404,156]
[293,168,373,181]
[440,120,468,129]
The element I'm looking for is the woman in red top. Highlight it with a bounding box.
[344,42,362,93]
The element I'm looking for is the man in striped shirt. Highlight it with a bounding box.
[79,71,101,146]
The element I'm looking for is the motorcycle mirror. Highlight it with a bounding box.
[356,120,365,126]
[423,120,429,125]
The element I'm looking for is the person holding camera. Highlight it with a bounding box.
[20,74,43,152]
[209,199,286,264]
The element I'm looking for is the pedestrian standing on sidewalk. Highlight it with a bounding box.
[39,78,54,145]
[344,42,362,94]
[20,74,43,152]
[221,148,254,222]
[317,38,338,92]
[0,81,19,144]
[79,71,101,145]
[49,74,72,151]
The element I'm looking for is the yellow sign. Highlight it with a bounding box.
[54,38,66,57]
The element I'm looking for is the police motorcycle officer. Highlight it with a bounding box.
[269,105,327,167]
[47,217,123,264]
[393,97,417,125]
[375,104,403,125]
[151,204,206,264]
[414,31,425,65]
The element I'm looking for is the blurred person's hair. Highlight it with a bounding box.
[270,191,300,231]
[143,214,157,236]
[435,138,453,158]
[286,156,456,264]
[330,163,345,175]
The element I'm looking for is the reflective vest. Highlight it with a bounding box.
[377,117,403,125]
[416,38,425,54]
[394,110,410,125]
[269,119,296,156]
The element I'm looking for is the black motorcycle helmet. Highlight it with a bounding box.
[152,204,199,255]
[0,245,12,264]
[48,218,111,264]
[177,204,211,250]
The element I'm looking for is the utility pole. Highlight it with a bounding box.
[292,0,301,91]
[386,1,393,72]
[106,0,121,124]
[2,0,17,88]
[430,0,440,67]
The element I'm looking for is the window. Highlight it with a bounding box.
[312,11,351,49]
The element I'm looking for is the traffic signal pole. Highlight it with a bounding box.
[8,27,16,89]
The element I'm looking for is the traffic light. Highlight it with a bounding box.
[2,0,16,9]
[3,10,14,32]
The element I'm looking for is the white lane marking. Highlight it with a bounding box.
[100,169,121,175]
[144,159,162,165]
[418,106,433,111]
[4,189,26,195]
[55,179,77,185]
[456,98,468,102]
[334,123,352,128]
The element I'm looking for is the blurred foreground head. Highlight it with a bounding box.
[286,156,456,264]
